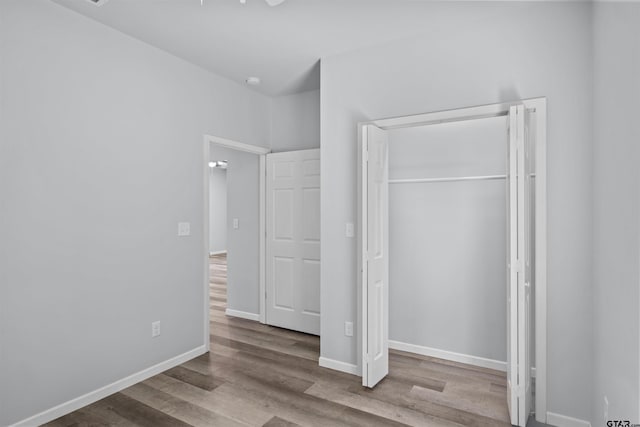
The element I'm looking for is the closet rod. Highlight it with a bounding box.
[389,174,506,184]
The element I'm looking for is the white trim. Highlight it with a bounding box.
[259,155,266,324]
[225,309,260,322]
[388,340,506,372]
[546,412,592,427]
[359,97,548,423]
[356,124,366,380]
[369,101,511,130]
[530,97,548,422]
[10,346,206,427]
[204,135,269,339]
[203,138,211,351]
[318,357,360,376]
[209,250,227,256]
[204,134,270,155]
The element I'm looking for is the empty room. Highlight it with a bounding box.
[0,1,639,427]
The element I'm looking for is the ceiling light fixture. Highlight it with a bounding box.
[246,76,261,86]
[209,161,228,169]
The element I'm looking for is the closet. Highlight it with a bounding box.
[358,100,547,426]
[387,115,508,366]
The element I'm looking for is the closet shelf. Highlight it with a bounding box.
[389,174,506,184]
[388,173,536,184]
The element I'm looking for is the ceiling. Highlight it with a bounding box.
[51,0,512,96]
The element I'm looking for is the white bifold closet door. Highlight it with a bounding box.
[266,149,321,335]
[507,104,533,426]
[361,125,389,388]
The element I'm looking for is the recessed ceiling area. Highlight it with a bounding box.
[50,0,512,96]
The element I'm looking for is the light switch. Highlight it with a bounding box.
[178,222,190,236]
[233,218,239,229]
[345,222,354,238]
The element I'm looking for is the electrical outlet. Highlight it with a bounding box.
[177,222,190,236]
[604,396,609,422]
[345,222,354,238]
[151,321,161,338]
[345,321,353,337]
[233,218,239,229]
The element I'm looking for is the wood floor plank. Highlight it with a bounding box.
[346,380,509,427]
[120,382,244,427]
[145,374,273,427]
[305,381,462,427]
[410,383,509,423]
[101,392,193,427]
[163,365,224,391]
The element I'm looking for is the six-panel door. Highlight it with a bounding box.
[266,149,321,335]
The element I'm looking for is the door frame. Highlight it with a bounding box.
[202,134,271,351]
[357,97,547,423]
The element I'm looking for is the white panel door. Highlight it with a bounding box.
[266,149,320,335]
[361,125,389,388]
[507,104,532,426]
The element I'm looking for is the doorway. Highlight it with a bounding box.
[203,136,322,341]
[203,135,269,345]
[357,99,547,426]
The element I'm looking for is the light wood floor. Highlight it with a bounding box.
[45,254,510,427]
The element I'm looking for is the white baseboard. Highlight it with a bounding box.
[225,308,259,322]
[388,340,507,372]
[11,345,207,427]
[546,411,592,427]
[209,250,227,256]
[318,357,360,376]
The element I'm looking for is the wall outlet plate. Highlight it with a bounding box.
[345,321,354,337]
[178,222,190,236]
[151,321,161,338]
[345,222,354,238]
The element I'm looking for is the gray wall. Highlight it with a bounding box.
[209,168,227,254]
[271,89,320,152]
[592,3,640,423]
[320,2,593,421]
[210,146,261,316]
[0,1,270,425]
[388,116,507,362]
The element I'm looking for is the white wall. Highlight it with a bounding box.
[271,89,320,152]
[320,2,593,422]
[210,146,261,317]
[592,3,640,423]
[388,116,507,362]
[209,168,227,254]
[0,1,271,425]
